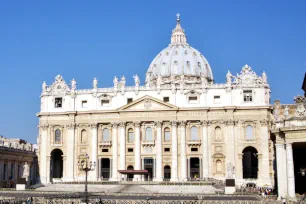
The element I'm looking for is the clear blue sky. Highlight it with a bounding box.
[0,1,305,143]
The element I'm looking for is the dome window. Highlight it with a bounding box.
[184,50,188,55]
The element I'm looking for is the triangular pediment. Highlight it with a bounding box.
[117,95,178,111]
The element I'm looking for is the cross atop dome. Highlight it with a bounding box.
[171,13,187,44]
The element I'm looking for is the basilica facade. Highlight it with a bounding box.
[37,15,273,187]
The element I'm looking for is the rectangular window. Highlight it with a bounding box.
[189,96,198,104]
[81,100,88,108]
[164,148,170,152]
[163,97,169,102]
[191,148,198,152]
[144,158,153,165]
[164,131,171,141]
[214,96,221,104]
[55,98,62,108]
[127,98,133,104]
[243,90,253,102]
[101,100,110,106]
[102,149,108,152]
[128,148,133,152]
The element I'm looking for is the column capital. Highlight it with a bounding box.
[66,123,76,130]
[225,119,236,126]
[154,121,162,128]
[111,122,119,128]
[171,121,178,127]
[260,119,269,126]
[40,124,49,130]
[134,121,141,128]
[200,120,210,126]
[90,123,98,129]
[286,142,293,147]
[178,121,186,127]
[119,122,126,128]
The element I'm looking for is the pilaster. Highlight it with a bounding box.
[201,120,209,178]
[171,121,178,181]
[65,123,75,181]
[134,122,141,181]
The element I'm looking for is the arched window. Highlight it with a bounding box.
[191,126,198,140]
[145,127,153,141]
[55,129,61,143]
[246,125,254,140]
[164,128,171,141]
[216,160,222,172]
[128,128,134,143]
[215,127,222,142]
[81,129,87,143]
[102,128,110,142]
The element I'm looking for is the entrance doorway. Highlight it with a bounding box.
[164,165,171,180]
[127,165,134,180]
[101,158,110,180]
[190,158,200,179]
[144,158,153,180]
[293,142,306,195]
[50,149,63,179]
[242,146,258,179]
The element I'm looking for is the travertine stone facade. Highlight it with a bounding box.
[271,92,306,200]
[0,136,38,187]
[37,15,273,187]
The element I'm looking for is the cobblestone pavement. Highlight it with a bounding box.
[0,191,260,201]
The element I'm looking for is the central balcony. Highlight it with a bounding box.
[187,140,201,146]
[99,141,112,148]
[142,140,155,147]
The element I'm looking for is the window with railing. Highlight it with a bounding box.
[191,126,198,141]
[102,128,110,142]
[145,127,153,141]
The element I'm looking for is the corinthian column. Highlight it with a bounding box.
[134,122,141,181]
[171,121,178,181]
[201,121,209,178]
[155,121,162,181]
[260,120,271,185]
[119,122,126,174]
[39,124,49,184]
[179,121,187,181]
[111,123,118,181]
[66,123,75,181]
[286,142,296,199]
[90,123,98,181]
[275,143,287,199]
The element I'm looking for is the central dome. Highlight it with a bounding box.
[146,14,213,82]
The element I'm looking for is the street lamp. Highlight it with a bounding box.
[77,154,96,204]
[299,167,306,176]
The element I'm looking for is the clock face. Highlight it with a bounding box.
[244,77,251,84]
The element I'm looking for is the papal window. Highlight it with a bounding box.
[145,127,153,141]
[102,128,110,142]
[191,126,198,141]
[128,128,134,143]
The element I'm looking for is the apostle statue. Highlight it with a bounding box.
[121,76,126,87]
[133,74,140,86]
[227,162,235,179]
[71,79,76,91]
[145,72,151,87]
[93,78,98,89]
[226,71,232,85]
[42,81,47,92]
[22,162,30,180]
[262,71,267,84]
[113,76,118,88]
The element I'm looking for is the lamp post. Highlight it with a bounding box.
[77,154,96,204]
